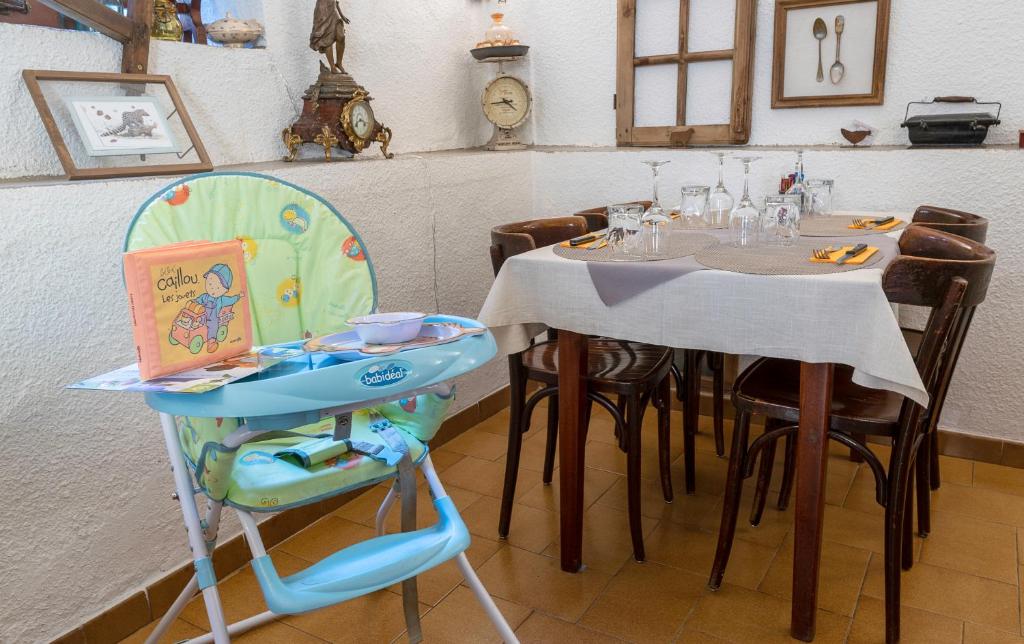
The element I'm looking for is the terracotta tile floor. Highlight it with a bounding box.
[122,403,1024,643]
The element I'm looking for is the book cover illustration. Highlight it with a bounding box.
[125,240,253,380]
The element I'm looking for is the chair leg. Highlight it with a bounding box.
[376,483,398,536]
[498,357,528,539]
[749,429,778,527]
[542,393,559,485]
[625,393,646,561]
[456,553,521,643]
[903,471,915,571]
[158,413,230,644]
[884,477,909,642]
[709,352,726,457]
[929,429,941,490]
[916,444,932,538]
[777,432,797,511]
[849,434,867,463]
[708,410,752,590]
[657,376,674,503]
[683,349,700,495]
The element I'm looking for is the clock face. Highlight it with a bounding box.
[350,102,375,140]
[483,75,531,129]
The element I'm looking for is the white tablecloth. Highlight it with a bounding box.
[478,213,928,406]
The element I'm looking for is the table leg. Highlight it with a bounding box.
[683,350,700,494]
[558,329,589,572]
[791,362,834,642]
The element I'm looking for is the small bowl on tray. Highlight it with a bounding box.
[347,312,426,345]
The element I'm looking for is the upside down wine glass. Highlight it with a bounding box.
[641,160,672,258]
[729,156,762,248]
[707,152,734,227]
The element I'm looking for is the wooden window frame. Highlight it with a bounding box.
[34,0,153,72]
[616,0,757,147]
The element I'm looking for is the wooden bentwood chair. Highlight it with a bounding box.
[574,204,730,463]
[490,215,676,561]
[749,206,990,537]
[707,225,995,643]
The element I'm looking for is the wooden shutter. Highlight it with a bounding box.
[616,0,757,146]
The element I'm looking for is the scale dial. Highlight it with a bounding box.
[482,75,531,129]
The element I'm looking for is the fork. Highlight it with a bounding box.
[811,245,839,260]
[852,216,894,229]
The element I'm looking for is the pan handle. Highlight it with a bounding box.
[933,96,977,103]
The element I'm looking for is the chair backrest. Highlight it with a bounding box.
[911,206,989,243]
[574,201,653,234]
[124,172,377,345]
[882,226,995,434]
[489,216,588,276]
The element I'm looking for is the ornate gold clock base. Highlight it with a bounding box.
[281,71,393,162]
[486,126,527,151]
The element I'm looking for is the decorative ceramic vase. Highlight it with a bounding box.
[207,12,263,48]
[151,0,184,42]
[481,12,517,47]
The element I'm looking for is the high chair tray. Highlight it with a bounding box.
[144,315,495,419]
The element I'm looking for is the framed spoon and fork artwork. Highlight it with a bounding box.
[771,0,891,108]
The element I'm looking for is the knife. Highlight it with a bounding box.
[569,233,604,247]
[835,243,868,265]
[867,216,895,229]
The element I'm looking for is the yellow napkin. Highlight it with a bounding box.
[849,218,902,231]
[809,245,879,265]
[560,237,607,250]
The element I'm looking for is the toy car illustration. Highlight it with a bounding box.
[169,302,234,354]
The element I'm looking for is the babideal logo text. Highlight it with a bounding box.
[358,361,413,388]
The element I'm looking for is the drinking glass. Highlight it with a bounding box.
[805,179,834,217]
[707,152,733,227]
[763,195,801,246]
[607,202,645,257]
[678,185,710,229]
[641,160,672,258]
[729,156,761,248]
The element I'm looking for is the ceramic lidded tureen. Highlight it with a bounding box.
[207,12,263,48]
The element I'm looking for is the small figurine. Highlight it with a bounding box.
[310,0,350,74]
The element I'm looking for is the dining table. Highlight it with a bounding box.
[477,211,927,642]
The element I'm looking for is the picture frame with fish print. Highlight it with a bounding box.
[66,95,180,157]
[22,70,213,180]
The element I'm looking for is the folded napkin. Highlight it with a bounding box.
[809,245,879,265]
[848,218,903,231]
[559,237,607,250]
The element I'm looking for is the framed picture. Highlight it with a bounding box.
[22,70,213,180]
[771,0,891,109]
[66,95,181,156]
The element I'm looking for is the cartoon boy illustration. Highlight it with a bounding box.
[196,264,241,353]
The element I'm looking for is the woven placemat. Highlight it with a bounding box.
[800,216,908,237]
[553,233,719,263]
[694,241,885,275]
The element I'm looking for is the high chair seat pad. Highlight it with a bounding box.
[177,391,452,511]
[126,172,377,346]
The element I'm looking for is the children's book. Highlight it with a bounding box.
[124,240,252,380]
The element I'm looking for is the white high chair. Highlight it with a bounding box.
[123,173,518,643]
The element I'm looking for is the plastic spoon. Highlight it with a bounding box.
[830,15,846,84]
[813,18,827,83]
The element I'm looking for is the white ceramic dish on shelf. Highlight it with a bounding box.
[346,312,426,344]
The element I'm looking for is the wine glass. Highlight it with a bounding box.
[641,160,672,258]
[729,156,762,248]
[707,152,733,227]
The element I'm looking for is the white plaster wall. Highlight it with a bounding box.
[0,1,500,179]
[524,0,1024,147]
[0,151,528,643]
